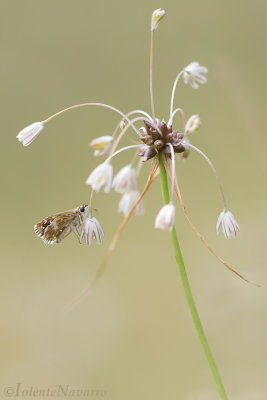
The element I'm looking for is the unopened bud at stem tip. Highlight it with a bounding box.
[151,8,166,32]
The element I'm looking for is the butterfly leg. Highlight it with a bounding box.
[74,229,82,243]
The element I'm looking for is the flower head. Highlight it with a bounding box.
[139,119,188,161]
[80,216,104,245]
[86,162,113,193]
[183,62,208,89]
[155,203,175,231]
[112,165,137,194]
[16,122,44,146]
[118,190,144,216]
[151,8,166,31]
[216,209,240,239]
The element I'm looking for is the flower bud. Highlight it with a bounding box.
[155,203,175,231]
[139,127,147,135]
[185,115,201,134]
[151,8,166,32]
[119,120,126,130]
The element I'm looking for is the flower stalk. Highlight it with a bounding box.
[158,151,228,400]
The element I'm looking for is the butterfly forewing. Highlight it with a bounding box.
[34,205,88,244]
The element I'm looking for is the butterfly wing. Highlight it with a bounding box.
[34,213,78,244]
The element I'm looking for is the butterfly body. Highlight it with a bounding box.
[34,204,88,244]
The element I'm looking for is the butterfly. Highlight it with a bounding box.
[34,204,89,244]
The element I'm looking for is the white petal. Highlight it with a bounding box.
[155,204,175,231]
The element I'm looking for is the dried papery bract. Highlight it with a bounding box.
[163,155,259,286]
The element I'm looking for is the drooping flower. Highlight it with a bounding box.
[80,216,104,245]
[89,135,113,157]
[151,8,166,31]
[183,62,208,89]
[216,209,240,239]
[16,122,44,146]
[118,190,144,216]
[112,165,137,194]
[86,162,113,193]
[89,135,113,149]
[155,203,175,231]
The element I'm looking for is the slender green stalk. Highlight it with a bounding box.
[158,152,228,400]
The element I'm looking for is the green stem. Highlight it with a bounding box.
[158,152,228,400]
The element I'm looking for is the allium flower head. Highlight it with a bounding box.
[86,162,113,193]
[16,121,44,146]
[80,216,104,245]
[155,203,175,231]
[183,62,208,89]
[17,8,248,290]
[216,209,240,239]
[112,165,137,194]
[139,119,188,162]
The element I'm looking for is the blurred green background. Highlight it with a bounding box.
[1,0,267,399]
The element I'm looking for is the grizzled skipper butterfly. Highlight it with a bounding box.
[34,204,89,244]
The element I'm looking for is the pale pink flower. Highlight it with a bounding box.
[118,190,144,216]
[86,162,113,193]
[89,135,113,149]
[16,122,44,146]
[80,216,104,245]
[183,62,208,89]
[155,203,175,231]
[112,165,137,194]
[216,209,239,239]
